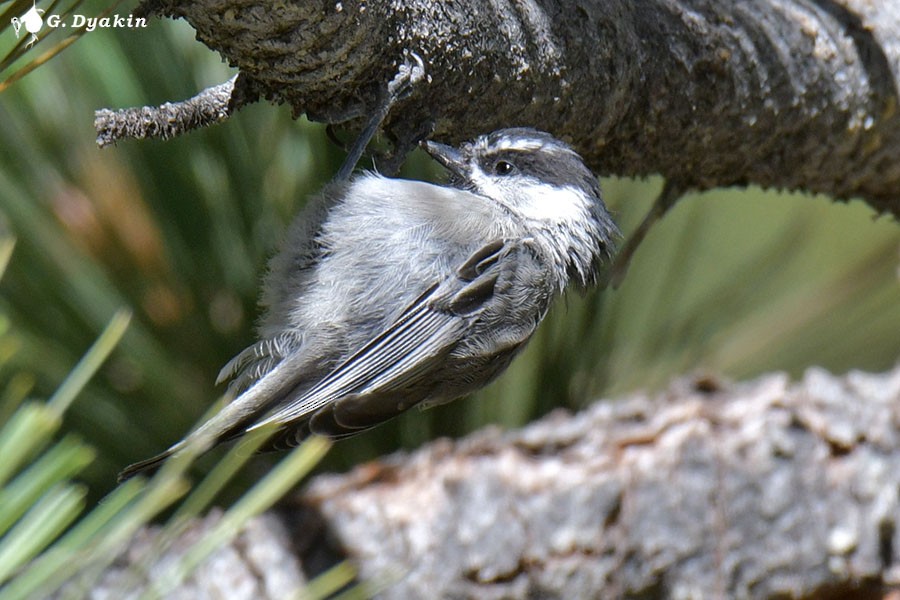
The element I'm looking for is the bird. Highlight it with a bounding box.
[119,127,619,481]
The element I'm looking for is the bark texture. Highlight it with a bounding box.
[94,76,240,147]
[105,0,900,217]
[86,364,900,599]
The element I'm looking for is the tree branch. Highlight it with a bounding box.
[96,0,900,217]
[86,364,900,599]
[93,75,254,147]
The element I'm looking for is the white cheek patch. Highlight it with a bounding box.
[468,168,590,226]
[517,183,589,225]
[468,166,511,207]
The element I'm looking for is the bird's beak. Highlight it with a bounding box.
[422,140,466,178]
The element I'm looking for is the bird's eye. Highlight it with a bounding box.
[493,161,514,175]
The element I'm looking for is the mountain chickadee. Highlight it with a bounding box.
[120,127,619,480]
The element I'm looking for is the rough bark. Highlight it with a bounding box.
[98,0,900,218]
[94,76,239,147]
[67,511,310,600]
[85,364,900,599]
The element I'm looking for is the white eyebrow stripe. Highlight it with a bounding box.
[493,137,545,151]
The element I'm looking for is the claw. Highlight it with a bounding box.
[335,50,428,181]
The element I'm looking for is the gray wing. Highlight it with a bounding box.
[215,332,297,396]
[216,184,341,396]
[118,239,538,480]
[246,238,524,439]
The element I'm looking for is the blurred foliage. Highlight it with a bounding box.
[0,0,122,92]
[0,246,338,598]
[0,13,897,513]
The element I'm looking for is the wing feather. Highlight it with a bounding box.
[247,240,511,433]
[215,333,297,395]
[248,287,464,430]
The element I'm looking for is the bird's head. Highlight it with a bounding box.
[423,128,619,287]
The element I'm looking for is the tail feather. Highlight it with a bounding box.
[118,348,316,483]
[117,447,177,482]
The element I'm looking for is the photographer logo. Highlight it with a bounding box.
[10,2,147,48]
[10,3,44,48]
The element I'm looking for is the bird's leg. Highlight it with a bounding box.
[335,51,426,181]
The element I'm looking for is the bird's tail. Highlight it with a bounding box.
[117,447,178,482]
[116,405,260,483]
